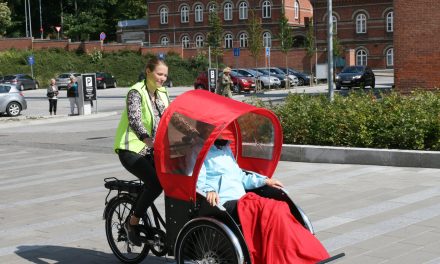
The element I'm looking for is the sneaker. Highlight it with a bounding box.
[124,220,142,246]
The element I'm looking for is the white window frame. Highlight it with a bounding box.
[208,3,217,13]
[386,48,394,66]
[160,36,169,46]
[294,1,299,19]
[356,49,368,66]
[224,33,233,48]
[195,4,203,23]
[160,7,168,25]
[239,33,248,47]
[263,31,272,47]
[262,1,271,18]
[195,35,204,47]
[181,35,190,48]
[181,5,189,23]
[239,2,248,20]
[356,13,367,33]
[332,15,338,34]
[386,11,393,32]
[224,2,233,21]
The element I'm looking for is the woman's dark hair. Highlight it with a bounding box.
[145,57,167,73]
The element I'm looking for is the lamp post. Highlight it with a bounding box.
[327,0,334,101]
[39,0,43,39]
[24,0,28,37]
[27,0,32,38]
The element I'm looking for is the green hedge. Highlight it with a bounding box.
[0,49,206,88]
[260,91,440,151]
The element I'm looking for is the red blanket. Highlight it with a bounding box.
[237,193,330,264]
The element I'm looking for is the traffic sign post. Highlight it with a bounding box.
[55,26,61,40]
[208,68,217,93]
[265,47,271,89]
[99,32,106,48]
[27,55,35,78]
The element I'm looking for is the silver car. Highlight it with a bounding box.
[56,72,81,90]
[232,68,281,89]
[0,84,27,117]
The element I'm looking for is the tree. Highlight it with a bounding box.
[0,2,12,36]
[206,10,223,68]
[277,10,294,88]
[305,18,316,86]
[248,9,263,67]
[64,11,106,41]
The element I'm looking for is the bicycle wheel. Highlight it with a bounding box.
[175,218,243,264]
[105,196,150,264]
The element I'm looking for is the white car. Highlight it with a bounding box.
[55,72,81,90]
[232,69,281,89]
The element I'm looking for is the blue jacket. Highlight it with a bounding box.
[196,143,267,205]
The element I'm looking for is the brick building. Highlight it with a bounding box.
[146,0,312,49]
[313,0,394,69]
[394,1,440,92]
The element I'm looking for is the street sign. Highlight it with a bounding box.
[55,26,61,32]
[208,68,217,92]
[99,32,106,41]
[27,55,34,65]
[265,47,271,57]
[81,73,97,101]
[158,53,165,60]
[233,47,240,57]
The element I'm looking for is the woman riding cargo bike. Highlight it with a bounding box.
[104,89,344,263]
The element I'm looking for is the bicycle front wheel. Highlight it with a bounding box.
[105,196,150,264]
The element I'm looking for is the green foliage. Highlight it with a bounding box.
[207,11,224,66]
[0,49,200,88]
[251,91,440,151]
[248,9,263,67]
[0,2,12,35]
[278,10,294,53]
[64,11,106,41]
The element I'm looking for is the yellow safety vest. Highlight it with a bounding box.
[113,81,169,154]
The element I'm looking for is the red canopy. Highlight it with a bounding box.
[154,90,283,202]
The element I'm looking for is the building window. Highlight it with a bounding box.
[262,1,271,18]
[356,49,368,65]
[239,2,248,20]
[160,7,168,24]
[332,15,338,34]
[195,35,204,47]
[181,5,189,23]
[356,13,367,33]
[224,33,233,48]
[239,33,248,47]
[263,31,271,47]
[224,2,233,21]
[160,36,169,46]
[386,11,393,32]
[208,3,217,13]
[195,4,203,22]
[294,1,299,19]
[181,35,190,48]
[386,48,394,66]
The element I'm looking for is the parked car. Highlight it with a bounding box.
[218,71,255,93]
[260,67,299,87]
[278,67,312,86]
[253,68,292,88]
[335,66,375,90]
[193,70,219,92]
[96,72,117,89]
[1,74,39,90]
[0,84,27,116]
[232,68,281,89]
[56,72,81,90]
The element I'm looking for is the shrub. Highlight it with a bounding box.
[256,91,440,151]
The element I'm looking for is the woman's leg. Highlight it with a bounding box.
[69,97,75,115]
[118,150,162,219]
[53,99,57,115]
[49,99,53,114]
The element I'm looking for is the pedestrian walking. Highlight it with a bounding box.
[218,67,233,98]
[47,78,59,115]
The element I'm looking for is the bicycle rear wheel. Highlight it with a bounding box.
[105,196,150,263]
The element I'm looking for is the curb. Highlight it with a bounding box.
[281,144,440,168]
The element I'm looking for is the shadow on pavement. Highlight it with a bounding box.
[15,245,171,264]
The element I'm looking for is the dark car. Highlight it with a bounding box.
[278,67,312,86]
[1,74,39,90]
[335,66,375,90]
[0,84,27,116]
[96,72,117,89]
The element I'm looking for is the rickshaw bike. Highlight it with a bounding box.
[103,90,344,263]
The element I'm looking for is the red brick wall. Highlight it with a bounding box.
[0,38,33,50]
[394,1,440,92]
[33,40,69,50]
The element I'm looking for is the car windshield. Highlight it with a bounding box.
[96,73,104,77]
[3,75,16,80]
[269,68,284,74]
[58,74,72,78]
[230,72,245,77]
[341,66,364,73]
[256,69,271,75]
